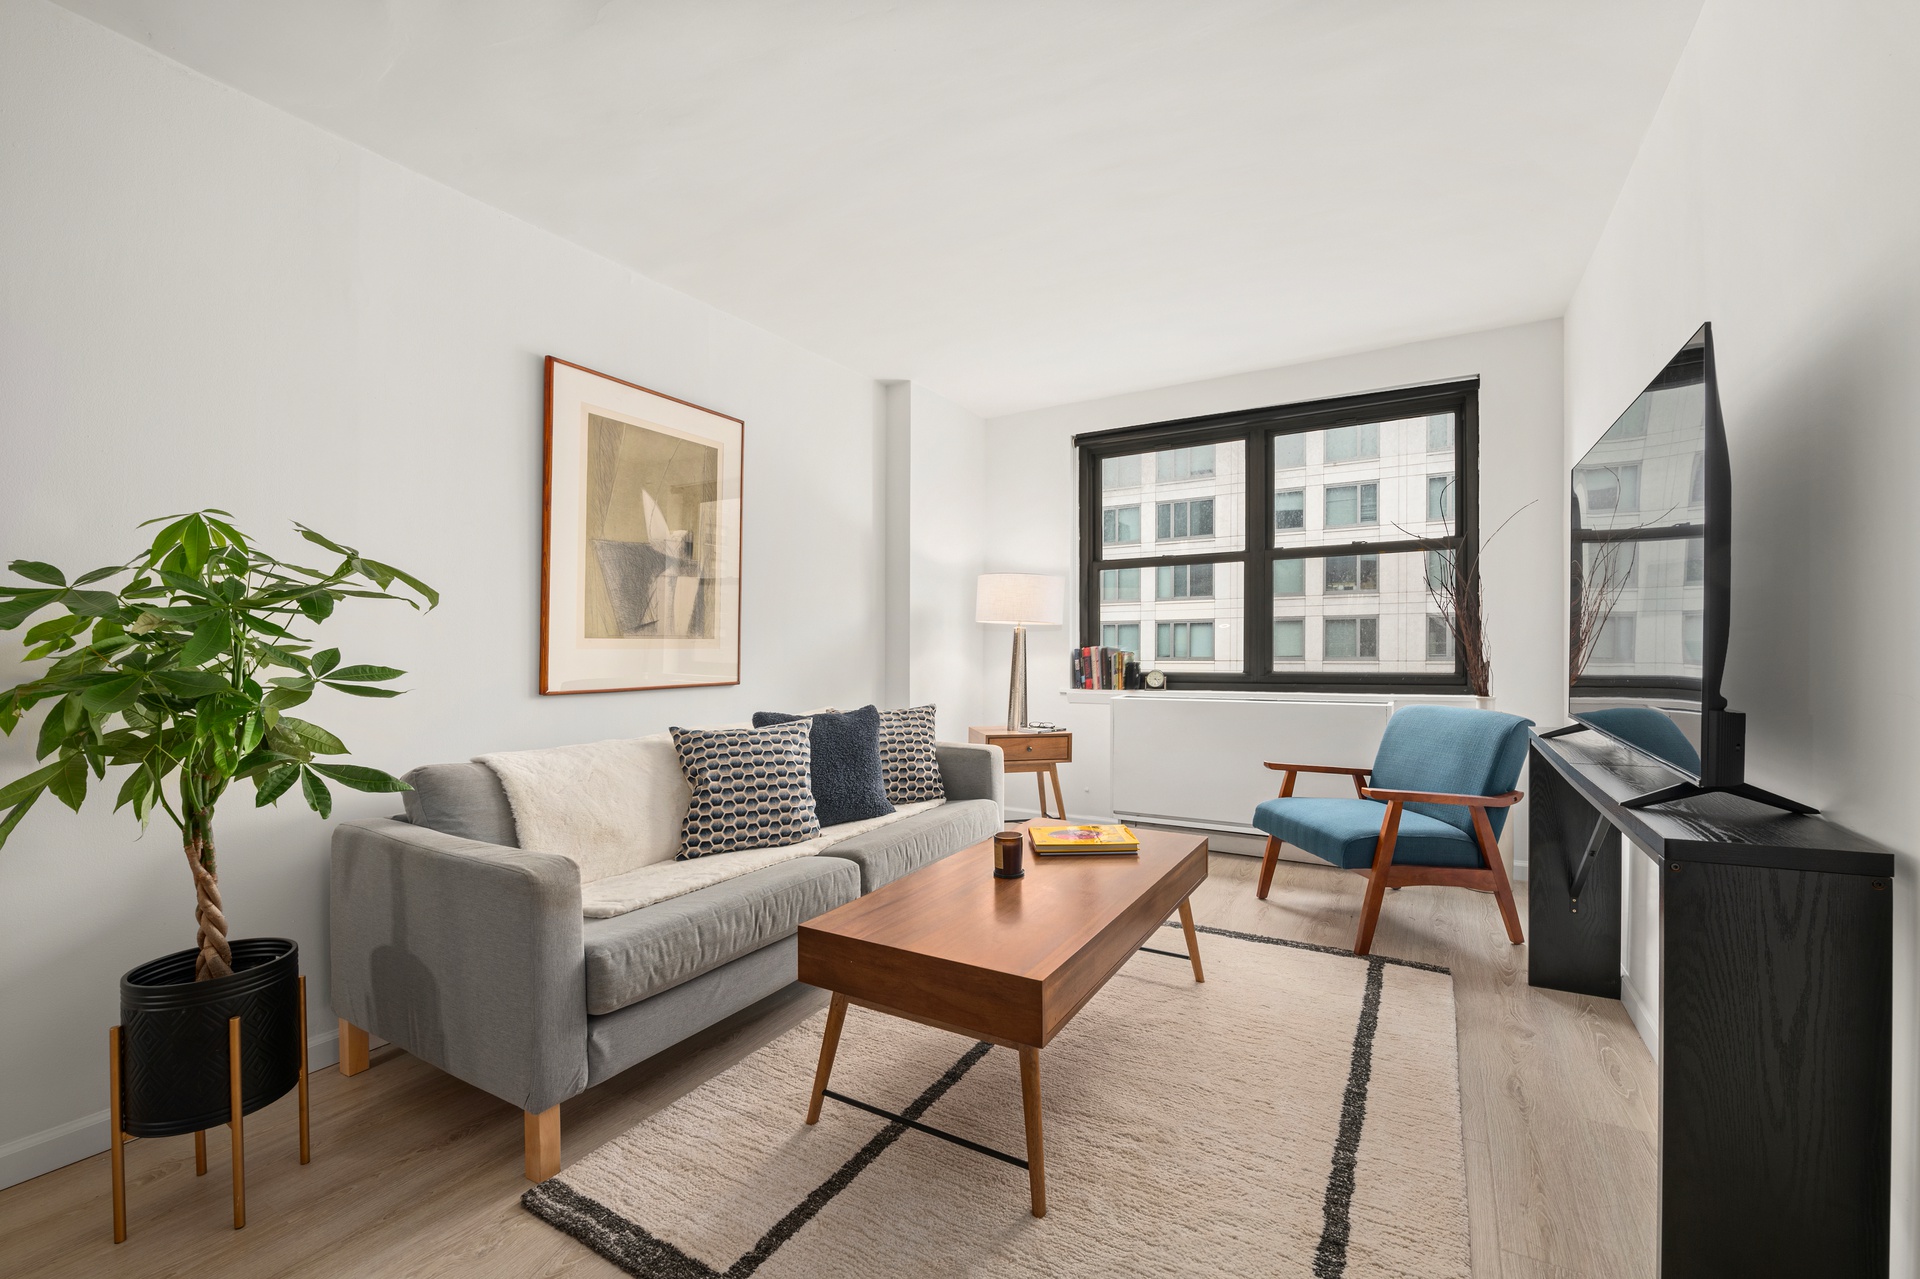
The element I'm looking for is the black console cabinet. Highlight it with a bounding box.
[1527,733,1893,1278]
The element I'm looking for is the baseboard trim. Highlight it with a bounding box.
[0,1025,343,1191]
[1621,969,1659,1060]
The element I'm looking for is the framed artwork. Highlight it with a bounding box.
[541,357,743,694]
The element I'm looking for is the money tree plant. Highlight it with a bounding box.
[0,510,435,980]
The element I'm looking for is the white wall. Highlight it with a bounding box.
[905,386,987,742]
[981,321,1565,847]
[1564,0,1920,1264]
[0,0,897,1187]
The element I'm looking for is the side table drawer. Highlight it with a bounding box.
[986,734,1072,764]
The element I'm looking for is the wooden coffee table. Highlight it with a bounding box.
[796,828,1208,1217]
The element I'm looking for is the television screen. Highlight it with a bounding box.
[1569,324,1717,780]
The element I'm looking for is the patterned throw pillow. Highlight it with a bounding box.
[670,722,821,858]
[877,705,945,804]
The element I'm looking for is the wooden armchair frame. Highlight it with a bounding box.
[1258,761,1524,956]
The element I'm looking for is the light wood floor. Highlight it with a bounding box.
[0,852,1657,1278]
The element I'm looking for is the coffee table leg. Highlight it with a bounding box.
[1019,1045,1046,1218]
[806,993,848,1125]
[1177,897,1205,983]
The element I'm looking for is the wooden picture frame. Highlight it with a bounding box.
[541,356,743,694]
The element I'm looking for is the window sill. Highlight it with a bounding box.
[1059,688,1485,705]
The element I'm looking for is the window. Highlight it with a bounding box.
[1155,563,1214,599]
[1325,617,1378,659]
[1584,541,1638,591]
[1681,612,1703,664]
[1592,615,1636,664]
[1324,483,1378,528]
[1580,464,1640,514]
[1156,445,1215,482]
[1324,554,1379,593]
[1103,622,1140,652]
[1080,380,1476,689]
[1156,498,1215,540]
[1156,621,1215,660]
[1323,423,1380,463]
[1427,615,1455,661]
[1274,618,1305,660]
[1688,453,1706,505]
[1683,537,1704,585]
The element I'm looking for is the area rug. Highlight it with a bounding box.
[524,924,1470,1278]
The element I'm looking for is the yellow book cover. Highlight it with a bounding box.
[1027,823,1140,854]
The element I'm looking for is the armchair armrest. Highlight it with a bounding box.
[1263,760,1371,799]
[936,741,1004,813]
[1262,761,1372,776]
[330,818,588,1113]
[1361,787,1523,808]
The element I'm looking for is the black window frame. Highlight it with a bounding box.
[1076,379,1479,693]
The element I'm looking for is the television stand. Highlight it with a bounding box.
[1621,778,1819,815]
[1527,730,1893,1277]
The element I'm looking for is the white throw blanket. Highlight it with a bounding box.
[579,800,942,918]
[478,734,689,884]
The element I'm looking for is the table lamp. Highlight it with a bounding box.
[976,573,1064,731]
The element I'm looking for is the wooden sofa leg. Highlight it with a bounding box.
[525,1106,560,1182]
[338,1020,370,1076]
[1256,837,1283,900]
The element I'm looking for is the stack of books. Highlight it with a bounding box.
[1027,823,1141,855]
[1071,646,1135,689]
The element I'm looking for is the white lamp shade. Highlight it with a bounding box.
[976,573,1064,626]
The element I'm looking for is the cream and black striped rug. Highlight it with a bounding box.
[525,925,1470,1278]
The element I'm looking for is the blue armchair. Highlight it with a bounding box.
[1251,705,1533,955]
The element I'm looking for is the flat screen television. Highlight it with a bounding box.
[1564,322,1812,813]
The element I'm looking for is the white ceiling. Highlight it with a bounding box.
[60,1,1701,417]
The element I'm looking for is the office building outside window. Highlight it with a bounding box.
[1079,381,1476,688]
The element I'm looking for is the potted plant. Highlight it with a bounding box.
[0,510,433,1197]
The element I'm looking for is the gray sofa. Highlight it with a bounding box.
[329,740,1003,1178]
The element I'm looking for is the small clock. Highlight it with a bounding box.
[1143,669,1168,690]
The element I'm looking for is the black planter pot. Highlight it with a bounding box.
[118,938,302,1138]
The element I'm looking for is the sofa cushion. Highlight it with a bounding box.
[671,722,822,857]
[581,857,859,1015]
[877,705,945,804]
[400,761,519,846]
[752,705,893,826]
[1251,797,1485,870]
[817,798,1001,892]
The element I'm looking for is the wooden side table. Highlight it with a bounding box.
[969,726,1072,820]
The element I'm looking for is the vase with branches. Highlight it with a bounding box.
[0,510,435,980]
[1396,491,1535,699]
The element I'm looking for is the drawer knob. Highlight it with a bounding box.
[1025,744,1035,752]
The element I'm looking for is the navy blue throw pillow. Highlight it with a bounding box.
[751,705,894,827]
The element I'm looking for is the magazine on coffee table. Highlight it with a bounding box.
[1027,823,1140,855]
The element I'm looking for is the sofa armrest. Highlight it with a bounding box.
[936,741,1003,813]
[329,818,588,1113]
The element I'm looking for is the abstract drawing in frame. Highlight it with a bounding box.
[542,357,743,693]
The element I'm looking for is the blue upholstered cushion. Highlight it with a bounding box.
[1252,797,1484,870]
[1368,705,1535,840]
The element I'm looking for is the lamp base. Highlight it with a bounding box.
[1005,624,1028,732]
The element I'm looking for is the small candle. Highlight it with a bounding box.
[993,831,1025,879]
